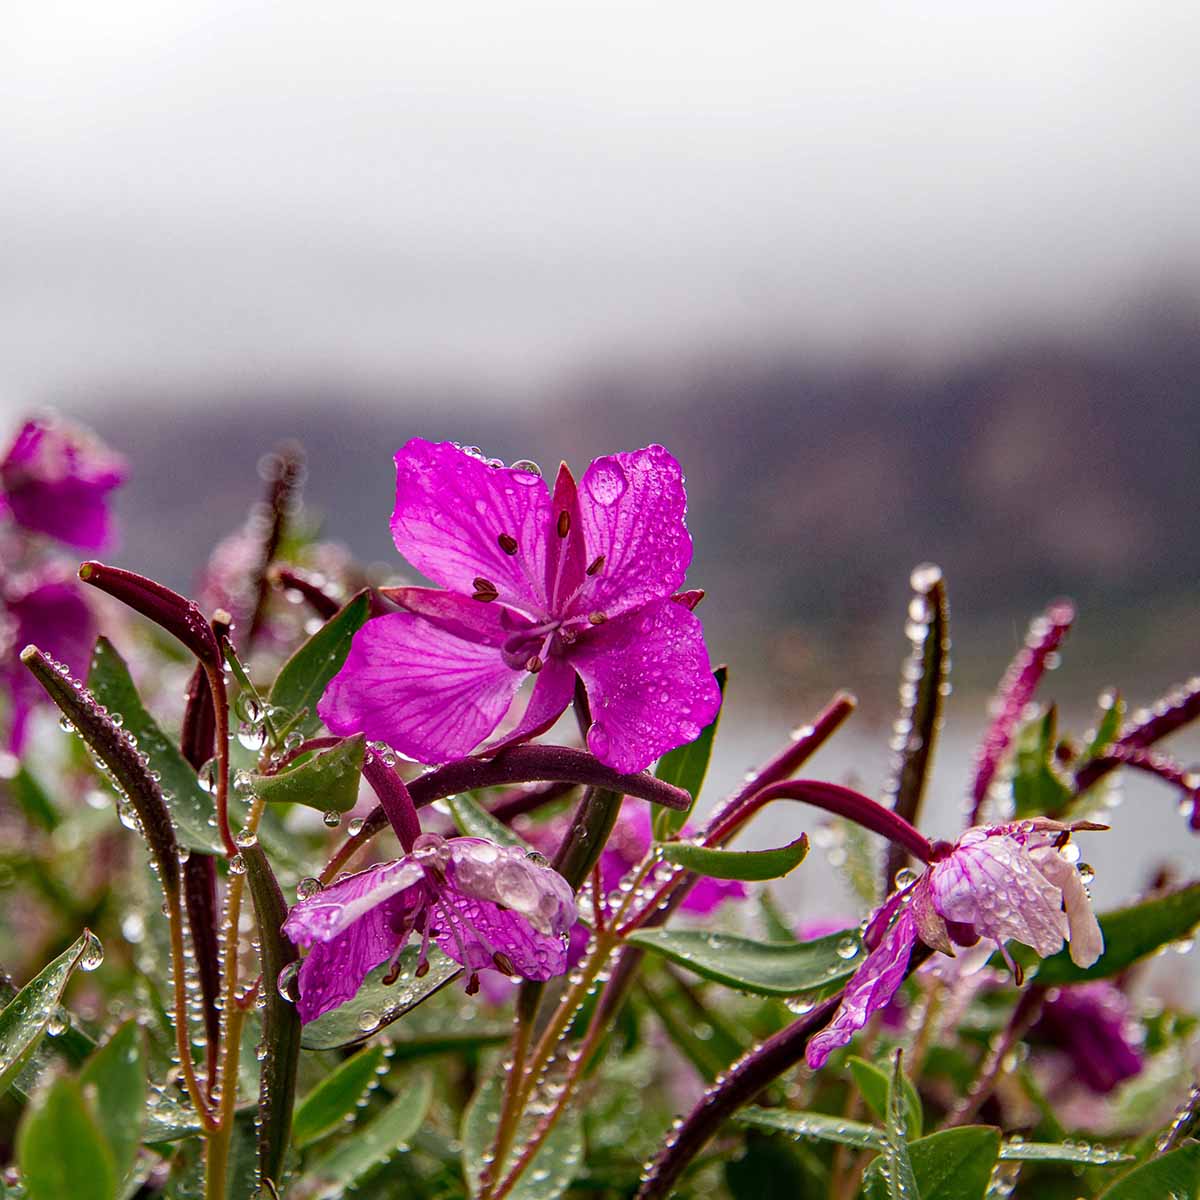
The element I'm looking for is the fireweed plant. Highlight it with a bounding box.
[0,429,1198,1200]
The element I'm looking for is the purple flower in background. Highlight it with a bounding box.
[282,833,576,1022]
[1032,981,1144,1094]
[1,569,95,755]
[0,417,126,551]
[319,439,721,773]
[807,818,1104,1069]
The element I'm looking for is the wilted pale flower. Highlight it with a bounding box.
[282,834,576,1022]
[319,439,721,773]
[0,417,126,551]
[807,818,1104,1069]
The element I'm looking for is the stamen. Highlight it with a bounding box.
[465,972,481,995]
[526,655,543,674]
[415,960,430,978]
[587,611,606,625]
[472,577,499,602]
[586,554,605,576]
[557,510,571,537]
[492,950,516,975]
[498,532,519,555]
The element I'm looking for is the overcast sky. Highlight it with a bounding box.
[3,1,1199,418]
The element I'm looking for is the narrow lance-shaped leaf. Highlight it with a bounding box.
[447,791,533,850]
[1011,706,1072,819]
[292,1045,386,1149]
[865,1127,998,1200]
[241,842,300,1190]
[17,1075,116,1200]
[1097,1142,1200,1199]
[79,1020,146,1186]
[249,734,366,813]
[848,1055,922,1138]
[655,666,727,839]
[658,834,809,882]
[880,1051,919,1200]
[87,636,222,854]
[883,565,948,889]
[310,1072,434,1199]
[625,926,862,999]
[0,930,103,1097]
[22,645,181,895]
[269,590,371,736]
[735,1107,885,1150]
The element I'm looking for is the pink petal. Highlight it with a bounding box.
[806,908,919,1070]
[575,445,693,619]
[446,838,577,935]
[282,858,424,946]
[380,586,521,647]
[318,611,526,763]
[429,887,570,980]
[930,831,1068,959]
[483,654,575,754]
[1030,846,1103,967]
[391,440,551,612]
[571,597,722,774]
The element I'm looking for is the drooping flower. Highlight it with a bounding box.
[806,818,1104,1069]
[282,833,577,1022]
[1031,981,1144,1095]
[1,568,95,754]
[318,440,722,774]
[0,417,127,551]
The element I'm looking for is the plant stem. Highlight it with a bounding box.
[204,662,236,856]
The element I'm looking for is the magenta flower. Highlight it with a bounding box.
[806,818,1104,1069]
[1,417,126,551]
[282,833,577,1022]
[1032,981,1143,1094]
[318,440,722,773]
[1,568,95,754]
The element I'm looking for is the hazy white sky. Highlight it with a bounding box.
[3,1,1199,414]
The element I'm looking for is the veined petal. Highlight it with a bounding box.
[282,858,425,946]
[379,586,526,647]
[429,887,570,981]
[806,908,919,1070]
[318,612,525,764]
[930,832,1068,959]
[391,439,551,611]
[1030,845,1104,967]
[571,597,722,774]
[446,838,577,936]
[293,907,407,1023]
[544,463,587,614]
[482,654,575,755]
[575,445,692,618]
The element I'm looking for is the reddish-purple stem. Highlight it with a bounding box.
[968,599,1074,823]
[1076,745,1200,829]
[269,565,341,620]
[362,754,420,852]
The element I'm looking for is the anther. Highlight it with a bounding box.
[472,577,499,602]
[498,532,519,555]
[586,554,605,576]
[587,611,606,626]
[557,510,571,537]
[415,960,430,978]
[383,961,403,985]
[526,655,543,674]
[1013,961,1025,987]
[492,951,516,975]
[465,972,481,995]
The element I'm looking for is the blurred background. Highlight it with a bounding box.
[4,1,1199,919]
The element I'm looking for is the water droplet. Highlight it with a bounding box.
[893,867,917,890]
[510,458,542,477]
[296,876,323,900]
[323,810,342,828]
[277,961,301,1002]
[234,827,258,849]
[228,854,247,875]
[357,1010,381,1033]
[836,936,860,960]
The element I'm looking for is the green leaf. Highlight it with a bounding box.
[293,1045,386,1148]
[1034,881,1200,986]
[300,947,462,1051]
[654,666,727,839]
[383,1029,509,1062]
[309,1072,433,1198]
[999,1140,1131,1165]
[1081,691,1125,763]
[87,637,223,854]
[446,792,533,849]
[17,1075,116,1200]
[625,926,861,998]
[249,734,365,813]
[0,931,100,1097]
[461,1072,584,1199]
[848,1056,922,1138]
[11,767,59,832]
[1098,1142,1200,1198]
[269,591,371,736]
[879,1051,919,1200]
[735,1106,884,1150]
[658,834,808,882]
[79,1020,146,1185]
[1011,707,1072,819]
[866,1127,999,1200]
